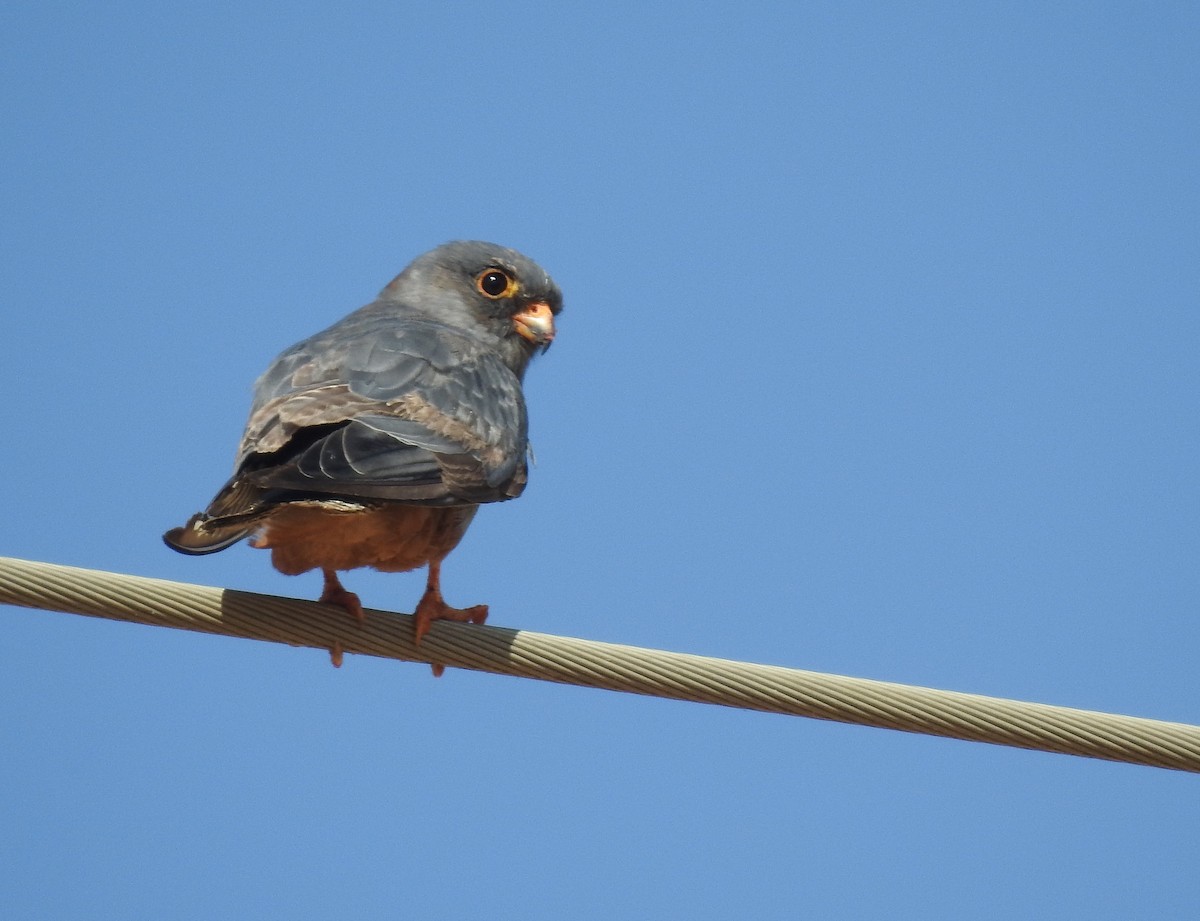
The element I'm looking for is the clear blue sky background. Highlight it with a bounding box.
[2,3,1197,918]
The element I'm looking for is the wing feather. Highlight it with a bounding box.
[229,311,528,507]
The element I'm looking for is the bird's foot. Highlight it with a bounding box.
[319,569,365,624]
[413,591,488,678]
[413,594,488,643]
[320,570,362,668]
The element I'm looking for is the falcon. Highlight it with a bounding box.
[164,241,561,660]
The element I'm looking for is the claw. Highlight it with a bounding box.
[413,594,489,643]
[320,570,360,669]
[413,560,488,677]
[320,569,364,624]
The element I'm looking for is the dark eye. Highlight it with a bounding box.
[476,269,515,298]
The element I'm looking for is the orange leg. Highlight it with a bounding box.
[413,560,488,677]
[320,569,362,668]
[319,569,365,624]
[413,560,489,641]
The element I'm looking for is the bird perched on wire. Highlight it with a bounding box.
[164,241,561,664]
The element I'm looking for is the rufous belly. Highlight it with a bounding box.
[253,502,478,575]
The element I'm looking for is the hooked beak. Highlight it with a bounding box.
[512,300,556,350]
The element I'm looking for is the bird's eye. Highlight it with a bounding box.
[476,269,516,299]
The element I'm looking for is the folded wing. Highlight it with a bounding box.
[164,312,529,554]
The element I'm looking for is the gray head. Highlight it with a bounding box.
[379,241,562,374]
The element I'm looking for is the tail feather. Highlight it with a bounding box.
[163,513,257,555]
[163,476,267,555]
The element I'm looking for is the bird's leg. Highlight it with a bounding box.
[319,569,362,667]
[413,560,489,640]
[413,560,488,677]
[319,568,365,624]
[318,570,362,668]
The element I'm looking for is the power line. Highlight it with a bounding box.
[1,555,1196,773]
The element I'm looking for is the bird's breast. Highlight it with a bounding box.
[254,501,479,575]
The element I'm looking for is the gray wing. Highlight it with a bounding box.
[235,309,529,506]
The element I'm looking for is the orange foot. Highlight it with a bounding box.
[320,568,365,624]
[320,569,362,668]
[413,591,488,644]
[413,586,487,679]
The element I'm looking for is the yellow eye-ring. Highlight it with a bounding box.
[476,268,517,299]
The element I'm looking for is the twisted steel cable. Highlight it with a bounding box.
[1,555,1196,772]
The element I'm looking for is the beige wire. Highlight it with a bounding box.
[1,555,1197,773]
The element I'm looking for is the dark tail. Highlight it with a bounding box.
[163,476,269,555]
[163,513,256,555]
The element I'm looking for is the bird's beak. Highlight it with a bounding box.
[513,301,556,350]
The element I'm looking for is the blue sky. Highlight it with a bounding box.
[2,2,1198,918]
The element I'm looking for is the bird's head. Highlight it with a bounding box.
[381,241,562,376]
